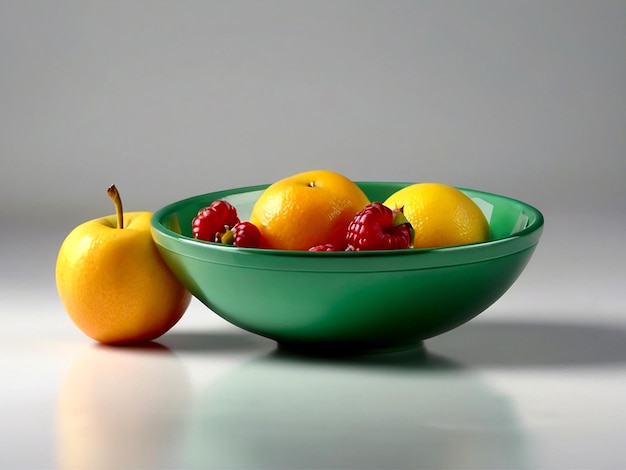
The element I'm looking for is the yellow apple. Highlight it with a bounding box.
[55,185,191,344]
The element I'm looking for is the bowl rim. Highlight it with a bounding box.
[151,181,544,261]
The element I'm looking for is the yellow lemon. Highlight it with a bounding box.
[384,182,489,248]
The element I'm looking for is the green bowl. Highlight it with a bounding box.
[151,182,543,354]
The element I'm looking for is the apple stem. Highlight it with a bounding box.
[107,184,124,229]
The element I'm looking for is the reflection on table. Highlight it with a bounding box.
[185,347,527,469]
[57,343,191,469]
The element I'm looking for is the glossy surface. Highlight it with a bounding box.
[151,182,543,353]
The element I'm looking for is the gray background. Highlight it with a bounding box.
[1,0,625,310]
[2,0,625,228]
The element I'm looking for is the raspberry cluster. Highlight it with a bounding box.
[310,202,414,252]
[192,200,261,248]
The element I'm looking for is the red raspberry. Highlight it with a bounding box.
[219,222,262,248]
[308,243,339,252]
[346,202,414,251]
[192,200,240,242]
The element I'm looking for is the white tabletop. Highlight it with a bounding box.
[2,214,625,470]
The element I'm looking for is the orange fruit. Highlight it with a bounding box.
[56,187,191,344]
[383,182,490,248]
[249,170,370,250]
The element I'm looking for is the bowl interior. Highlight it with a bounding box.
[157,181,542,247]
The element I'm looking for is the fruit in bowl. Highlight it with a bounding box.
[249,169,370,250]
[383,182,490,248]
[189,169,492,253]
[150,176,543,354]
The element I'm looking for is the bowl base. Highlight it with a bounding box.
[277,340,425,357]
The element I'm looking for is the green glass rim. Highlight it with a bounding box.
[151,182,544,264]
